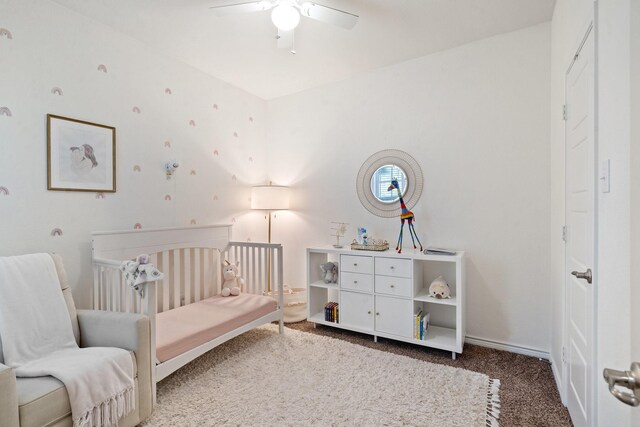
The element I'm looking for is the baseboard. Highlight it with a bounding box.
[465,335,550,360]
[551,357,566,405]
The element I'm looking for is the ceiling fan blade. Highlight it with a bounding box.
[210,1,275,16]
[299,2,358,30]
[277,29,294,49]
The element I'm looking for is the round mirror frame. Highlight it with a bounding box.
[356,149,423,218]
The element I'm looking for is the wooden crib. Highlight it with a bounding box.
[91,225,283,392]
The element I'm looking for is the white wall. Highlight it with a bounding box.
[266,24,552,352]
[595,0,633,424]
[631,2,640,427]
[548,0,594,402]
[0,0,269,308]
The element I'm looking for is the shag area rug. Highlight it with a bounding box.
[143,325,500,426]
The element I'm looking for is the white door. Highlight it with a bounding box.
[340,291,373,331]
[375,295,413,338]
[565,25,595,427]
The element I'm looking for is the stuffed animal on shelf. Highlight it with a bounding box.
[320,262,338,284]
[428,276,451,299]
[222,260,245,297]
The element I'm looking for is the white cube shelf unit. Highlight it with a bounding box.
[306,246,465,359]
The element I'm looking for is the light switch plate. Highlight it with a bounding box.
[600,159,611,193]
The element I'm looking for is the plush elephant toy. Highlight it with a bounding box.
[320,262,338,284]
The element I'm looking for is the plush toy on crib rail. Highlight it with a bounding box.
[221,260,245,297]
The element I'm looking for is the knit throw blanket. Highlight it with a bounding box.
[0,254,134,427]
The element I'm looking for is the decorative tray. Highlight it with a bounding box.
[350,240,389,251]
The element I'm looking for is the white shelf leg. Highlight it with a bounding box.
[452,352,456,360]
[374,335,378,343]
[313,322,316,329]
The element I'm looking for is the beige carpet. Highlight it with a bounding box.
[143,325,500,426]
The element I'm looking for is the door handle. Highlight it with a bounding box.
[571,268,592,284]
[603,362,640,407]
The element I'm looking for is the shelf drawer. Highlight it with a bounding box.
[375,257,412,278]
[341,271,373,293]
[340,255,373,275]
[375,275,413,298]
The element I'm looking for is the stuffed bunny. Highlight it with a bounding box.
[222,260,245,297]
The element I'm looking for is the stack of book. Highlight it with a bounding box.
[324,302,339,323]
[414,310,430,340]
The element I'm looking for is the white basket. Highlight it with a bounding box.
[271,287,307,323]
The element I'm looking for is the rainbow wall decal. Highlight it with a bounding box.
[0,107,12,117]
[231,217,236,223]
[213,150,219,156]
[95,193,105,199]
[51,87,63,96]
[189,120,196,127]
[165,88,172,95]
[134,223,142,230]
[51,228,63,237]
[231,174,237,181]
[190,170,196,175]
[190,219,197,225]
[249,117,254,122]
[213,104,219,110]
[233,132,238,138]
[165,194,172,201]
[97,64,108,73]
[248,157,253,162]
[0,28,13,39]
[132,106,141,114]
[0,186,9,195]
[213,195,219,201]
[164,141,171,148]
[133,165,141,172]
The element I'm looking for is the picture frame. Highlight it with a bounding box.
[47,114,116,192]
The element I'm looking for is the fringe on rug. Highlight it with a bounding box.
[74,385,136,427]
[485,379,501,427]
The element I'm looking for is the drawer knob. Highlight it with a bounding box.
[390,284,395,288]
[367,310,372,314]
[354,281,358,284]
[353,263,358,266]
[376,312,380,316]
[390,266,395,269]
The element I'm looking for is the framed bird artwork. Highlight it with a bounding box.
[47,114,116,192]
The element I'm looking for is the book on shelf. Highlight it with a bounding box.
[423,247,457,256]
[324,302,339,323]
[414,310,431,340]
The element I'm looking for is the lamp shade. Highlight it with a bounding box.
[251,185,290,210]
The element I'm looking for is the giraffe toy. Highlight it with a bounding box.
[388,179,423,254]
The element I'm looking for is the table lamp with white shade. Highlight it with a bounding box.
[251,183,290,291]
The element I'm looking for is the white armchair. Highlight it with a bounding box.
[0,254,153,427]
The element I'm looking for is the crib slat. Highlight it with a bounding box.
[162,251,170,312]
[203,249,210,299]
[173,249,181,309]
[185,248,192,305]
[194,248,201,302]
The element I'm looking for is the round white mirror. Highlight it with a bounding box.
[356,150,423,218]
[370,164,408,203]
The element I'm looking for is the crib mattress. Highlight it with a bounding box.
[156,293,277,363]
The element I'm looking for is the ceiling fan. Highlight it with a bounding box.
[210,0,359,53]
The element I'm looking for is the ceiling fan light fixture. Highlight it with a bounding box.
[271,4,300,31]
